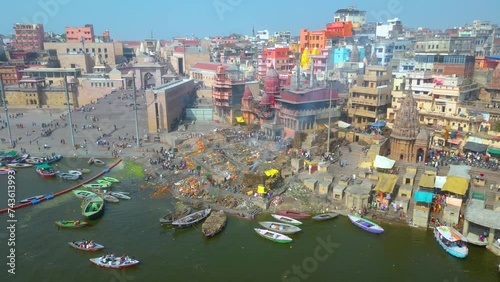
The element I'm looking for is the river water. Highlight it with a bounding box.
[0,160,498,282]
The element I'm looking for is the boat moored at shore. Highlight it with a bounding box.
[434,226,468,258]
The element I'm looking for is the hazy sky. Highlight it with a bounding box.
[1,0,499,40]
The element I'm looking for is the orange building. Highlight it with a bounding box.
[300,22,353,51]
[13,23,44,51]
[65,24,95,43]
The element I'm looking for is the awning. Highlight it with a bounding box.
[448,139,462,145]
[418,174,436,188]
[434,176,447,189]
[488,147,500,155]
[414,190,434,203]
[35,164,52,169]
[257,185,267,194]
[462,142,487,153]
[370,121,386,127]
[441,176,470,195]
[372,173,398,193]
[337,121,351,129]
[373,155,395,169]
[264,169,279,177]
[236,116,245,123]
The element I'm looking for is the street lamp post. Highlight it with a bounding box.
[0,77,13,147]
[63,74,76,147]
[129,71,141,147]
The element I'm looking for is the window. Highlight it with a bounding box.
[92,48,95,53]
[98,48,101,53]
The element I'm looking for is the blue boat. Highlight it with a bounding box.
[434,226,468,258]
[348,214,384,234]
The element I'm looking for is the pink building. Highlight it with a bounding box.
[65,24,95,43]
[13,23,44,51]
[310,48,331,75]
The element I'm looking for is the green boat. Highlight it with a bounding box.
[83,183,110,189]
[73,190,97,199]
[102,176,120,183]
[82,196,105,220]
[55,220,88,228]
[254,228,293,243]
[97,179,112,186]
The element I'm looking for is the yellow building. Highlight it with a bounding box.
[348,65,392,126]
[20,68,82,86]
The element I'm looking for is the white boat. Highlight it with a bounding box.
[25,157,43,164]
[109,192,131,200]
[68,170,83,176]
[434,226,468,258]
[254,228,293,243]
[271,214,302,225]
[259,221,301,234]
[7,163,33,168]
[93,159,105,166]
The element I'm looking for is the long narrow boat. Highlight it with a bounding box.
[102,176,119,183]
[271,214,302,225]
[31,155,63,165]
[254,228,292,243]
[90,256,139,269]
[434,226,468,258]
[68,170,83,176]
[202,210,227,237]
[172,209,211,228]
[7,163,33,168]
[109,192,131,200]
[348,214,384,234]
[93,159,106,166]
[277,210,311,219]
[97,179,112,186]
[55,220,88,228]
[58,172,80,181]
[76,168,91,174]
[69,241,104,251]
[0,168,15,175]
[159,207,192,225]
[73,190,96,199]
[83,183,110,189]
[18,195,45,204]
[102,194,119,203]
[82,196,105,220]
[312,213,340,221]
[259,221,301,234]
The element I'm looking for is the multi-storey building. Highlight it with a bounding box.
[212,65,246,123]
[334,6,365,28]
[376,18,403,39]
[189,62,230,87]
[374,40,394,66]
[44,42,125,67]
[300,22,353,51]
[414,36,474,55]
[0,65,25,85]
[348,65,393,126]
[65,25,95,43]
[19,67,82,86]
[13,23,44,51]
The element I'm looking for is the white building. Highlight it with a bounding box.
[376,18,403,39]
[255,30,269,41]
[334,6,366,27]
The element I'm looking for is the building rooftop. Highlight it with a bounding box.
[152,79,193,92]
[191,62,229,72]
[21,68,81,73]
[465,199,500,229]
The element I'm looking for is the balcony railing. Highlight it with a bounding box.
[348,108,378,118]
[350,97,378,106]
[280,107,336,117]
[212,92,230,100]
[351,85,391,95]
[359,74,392,82]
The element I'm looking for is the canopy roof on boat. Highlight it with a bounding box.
[372,173,398,193]
[436,226,468,242]
[35,164,52,169]
[3,150,17,156]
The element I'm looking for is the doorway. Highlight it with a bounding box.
[416,148,424,163]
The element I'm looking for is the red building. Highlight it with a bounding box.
[212,65,245,123]
[0,65,25,85]
[300,21,353,51]
[13,23,44,51]
[65,24,95,43]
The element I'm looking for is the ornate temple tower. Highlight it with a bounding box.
[390,85,428,162]
[263,65,280,107]
[241,86,256,123]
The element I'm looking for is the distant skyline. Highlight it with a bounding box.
[1,0,499,40]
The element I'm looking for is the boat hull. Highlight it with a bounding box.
[82,196,105,220]
[90,257,139,269]
[259,221,301,234]
[254,228,292,243]
[348,215,384,234]
[159,207,191,225]
[312,213,340,221]
[55,220,88,228]
[271,214,302,225]
[69,241,104,251]
[172,209,211,228]
[73,190,96,199]
[434,227,468,258]
[277,210,311,219]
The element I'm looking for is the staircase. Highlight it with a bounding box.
[485,191,497,210]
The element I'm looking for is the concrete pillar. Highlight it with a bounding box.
[488,228,495,246]
[462,220,469,235]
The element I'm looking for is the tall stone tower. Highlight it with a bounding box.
[390,84,428,162]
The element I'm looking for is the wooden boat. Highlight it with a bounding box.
[7,163,33,168]
[90,256,139,269]
[55,220,88,228]
[159,207,192,225]
[69,241,104,251]
[76,168,91,174]
[97,179,112,186]
[172,209,211,228]
[10,154,29,163]
[202,210,227,237]
[348,214,384,234]
[90,188,107,194]
[88,158,95,164]
[73,190,96,199]
[434,226,468,258]
[58,172,80,180]
[68,170,83,176]
[35,164,57,177]
[31,155,63,165]
[109,192,131,200]
[271,214,303,225]
[102,194,120,203]
[93,159,105,166]
[82,196,105,219]
[18,195,45,203]
[25,157,43,164]
[254,228,292,243]
[111,191,130,195]
[0,167,15,175]
[259,221,301,234]
[102,176,119,183]
[277,210,311,219]
[312,213,340,221]
[83,183,110,189]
